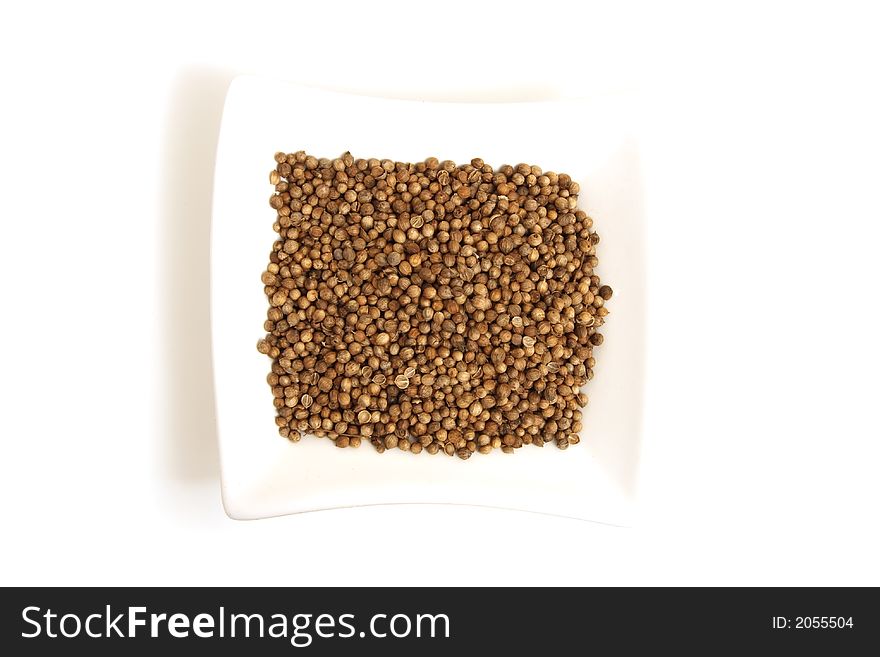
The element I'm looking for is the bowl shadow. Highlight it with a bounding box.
[160,68,235,484]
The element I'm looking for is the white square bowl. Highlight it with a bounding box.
[211,76,645,523]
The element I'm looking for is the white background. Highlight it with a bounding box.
[1,1,878,586]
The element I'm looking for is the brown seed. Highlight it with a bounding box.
[260,151,610,458]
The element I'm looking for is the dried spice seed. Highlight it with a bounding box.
[259,152,611,455]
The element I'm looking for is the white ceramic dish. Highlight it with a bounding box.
[212,76,645,523]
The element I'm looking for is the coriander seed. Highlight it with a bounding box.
[258,151,611,456]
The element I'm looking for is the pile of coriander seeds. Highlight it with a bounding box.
[257,151,611,459]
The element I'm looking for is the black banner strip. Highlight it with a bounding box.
[1,587,876,654]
